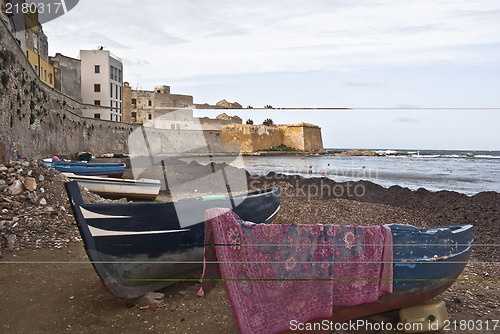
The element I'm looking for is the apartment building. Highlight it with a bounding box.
[79,48,123,121]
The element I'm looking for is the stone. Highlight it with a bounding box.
[23,177,37,192]
[139,292,165,305]
[0,166,7,172]
[38,174,45,182]
[27,192,38,204]
[39,198,47,205]
[7,180,24,195]
[7,167,15,173]
[0,221,5,231]
[0,180,7,193]
[6,234,17,251]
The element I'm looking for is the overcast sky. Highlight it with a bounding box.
[43,0,500,149]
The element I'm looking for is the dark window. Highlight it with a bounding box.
[95,65,100,73]
[131,112,137,122]
[116,85,118,99]
[148,100,152,107]
[110,83,113,97]
[94,84,101,92]
[94,100,101,106]
[120,86,122,100]
[131,98,137,108]
[94,113,101,119]
[49,73,52,84]
[26,51,29,59]
[148,114,152,120]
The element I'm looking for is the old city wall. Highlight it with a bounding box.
[222,123,324,153]
[302,124,323,152]
[221,125,284,153]
[282,123,323,152]
[0,20,137,162]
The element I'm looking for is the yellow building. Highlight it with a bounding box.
[24,11,54,88]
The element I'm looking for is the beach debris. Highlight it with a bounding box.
[23,177,37,192]
[140,291,165,304]
[7,180,24,196]
[0,159,106,252]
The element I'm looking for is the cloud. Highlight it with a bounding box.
[394,117,420,123]
[343,81,387,87]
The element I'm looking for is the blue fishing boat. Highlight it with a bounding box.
[64,181,281,299]
[64,180,472,317]
[45,160,126,178]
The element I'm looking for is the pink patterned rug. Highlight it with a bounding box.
[198,208,393,334]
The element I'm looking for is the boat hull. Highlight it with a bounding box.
[65,181,281,298]
[52,161,126,178]
[63,173,161,200]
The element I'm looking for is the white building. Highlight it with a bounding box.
[79,48,123,121]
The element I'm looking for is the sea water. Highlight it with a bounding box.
[206,150,500,196]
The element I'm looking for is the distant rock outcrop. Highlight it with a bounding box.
[340,149,377,156]
[216,113,242,124]
[216,99,242,109]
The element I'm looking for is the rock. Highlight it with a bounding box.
[0,221,5,231]
[39,198,47,205]
[0,180,7,193]
[23,177,37,192]
[38,174,45,182]
[7,167,15,173]
[7,180,25,195]
[5,234,17,251]
[27,192,38,204]
[0,166,7,172]
[149,303,159,310]
[139,292,165,305]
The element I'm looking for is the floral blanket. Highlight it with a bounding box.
[198,208,393,334]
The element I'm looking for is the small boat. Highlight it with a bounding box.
[65,180,473,313]
[45,160,126,178]
[317,223,474,323]
[63,173,161,200]
[64,181,281,299]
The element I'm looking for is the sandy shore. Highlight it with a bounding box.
[1,159,499,333]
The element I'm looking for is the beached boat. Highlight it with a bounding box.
[64,181,281,299]
[63,173,161,200]
[65,180,473,314]
[319,223,474,324]
[45,160,126,178]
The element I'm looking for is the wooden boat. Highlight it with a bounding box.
[45,160,126,178]
[65,180,473,313]
[63,173,161,200]
[64,181,281,299]
[303,223,474,325]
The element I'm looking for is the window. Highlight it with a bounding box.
[148,100,152,107]
[131,98,137,108]
[49,73,52,84]
[119,86,122,100]
[148,114,152,120]
[95,65,100,73]
[94,100,101,106]
[26,51,29,59]
[94,84,101,92]
[34,65,38,74]
[131,112,137,122]
[94,113,101,119]
[118,69,122,83]
[110,83,113,97]
[44,70,47,80]
[116,85,118,99]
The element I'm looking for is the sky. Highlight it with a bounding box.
[43,0,500,150]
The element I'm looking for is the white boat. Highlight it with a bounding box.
[63,173,161,200]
